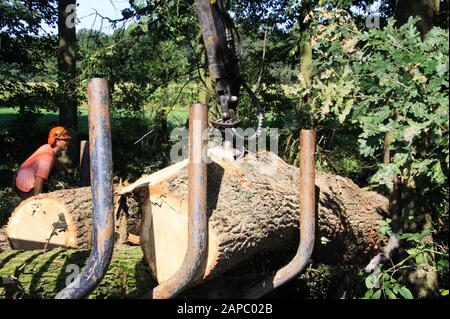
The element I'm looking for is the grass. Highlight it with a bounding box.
[0,107,89,133]
[0,104,191,189]
[0,80,300,133]
[0,105,190,134]
[165,107,189,127]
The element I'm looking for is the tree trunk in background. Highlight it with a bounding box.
[299,35,312,86]
[437,0,449,29]
[298,2,314,129]
[383,131,402,233]
[395,0,440,37]
[79,140,90,187]
[58,0,78,166]
[196,35,214,114]
[299,33,313,130]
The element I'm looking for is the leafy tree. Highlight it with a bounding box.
[0,0,58,114]
[306,9,448,297]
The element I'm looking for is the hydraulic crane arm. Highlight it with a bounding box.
[195,0,241,128]
[195,0,264,139]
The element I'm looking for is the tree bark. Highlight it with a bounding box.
[300,34,312,86]
[395,0,440,38]
[58,0,78,166]
[133,151,388,284]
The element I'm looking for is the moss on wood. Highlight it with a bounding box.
[0,245,156,299]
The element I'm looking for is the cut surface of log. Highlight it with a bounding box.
[6,186,140,250]
[138,151,389,284]
[7,197,77,250]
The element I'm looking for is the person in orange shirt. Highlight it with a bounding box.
[13,126,73,200]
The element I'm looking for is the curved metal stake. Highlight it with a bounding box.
[55,78,115,299]
[244,129,316,298]
[143,103,208,299]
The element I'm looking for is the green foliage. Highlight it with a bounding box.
[0,1,58,116]
[109,113,171,182]
[361,227,449,299]
[306,9,448,299]
[295,263,364,298]
[308,11,449,215]
[363,273,414,299]
[76,26,193,114]
[378,218,393,237]
[0,1,57,37]
[299,264,334,298]
[362,264,406,299]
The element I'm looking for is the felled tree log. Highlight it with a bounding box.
[128,150,388,285]
[6,186,141,250]
[0,245,155,299]
[5,150,389,289]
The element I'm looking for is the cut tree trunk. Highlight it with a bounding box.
[125,150,389,285]
[6,186,141,250]
[5,150,389,289]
